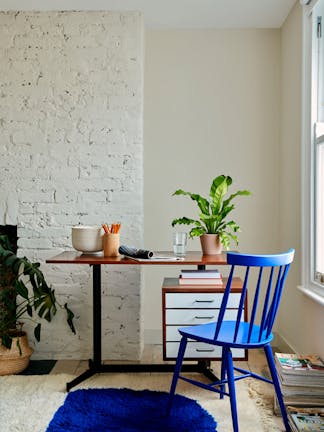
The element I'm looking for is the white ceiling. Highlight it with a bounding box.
[0,0,297,29]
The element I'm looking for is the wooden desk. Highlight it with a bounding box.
[47,251,230,391]
[47,251,228,265]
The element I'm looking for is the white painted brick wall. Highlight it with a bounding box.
[0,11,144,360]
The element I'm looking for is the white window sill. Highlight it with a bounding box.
[297,285,324,306]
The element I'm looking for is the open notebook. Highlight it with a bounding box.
[119,245,184,261]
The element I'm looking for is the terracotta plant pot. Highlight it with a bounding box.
[200,234,222,255]
[0,331,33,375]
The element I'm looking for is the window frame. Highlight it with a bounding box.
[300,0,324,305]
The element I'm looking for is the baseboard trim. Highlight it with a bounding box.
[272,332,295,353]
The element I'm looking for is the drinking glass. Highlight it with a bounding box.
[173,232,187,257]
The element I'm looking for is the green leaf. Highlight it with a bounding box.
[189,226,206,237]
[26,304,33,317]
[219,204,235,220]
[222,190,251,209]
[15,280,29,300]
[190,194,210,215]
[65,303,76,334]
[37,303,48,319]
[210,177,228,215]
[44,310,52,322]
[12,259,22,274]
[172,189,210,215]
[0,234,14,251]
[4,254,19,269]
[1,334,12,349]
[34,323,41,342]
[209,175,226,198]
[171,217,201,227]
[16,338,22,356]
[226,220,240,232]
[33,297,44,309]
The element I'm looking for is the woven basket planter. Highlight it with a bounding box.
[0,332,33,375]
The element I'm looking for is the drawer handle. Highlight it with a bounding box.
[195,316,215,319]
[195,300,215,303]
[196,348,215,352]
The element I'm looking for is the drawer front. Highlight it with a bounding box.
[165,308,240,325]
[165,292,241,308]
[166,309,242,340]
[165,341,245,359]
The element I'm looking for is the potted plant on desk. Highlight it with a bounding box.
[171,175,251,254]
[0,234,75,375]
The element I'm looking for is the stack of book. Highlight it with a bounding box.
[286,406,324,432]
[178,269,222,285]
[274,353,324,417]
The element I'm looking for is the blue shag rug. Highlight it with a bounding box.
[47,388,217,432]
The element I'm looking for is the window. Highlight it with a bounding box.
[313,1,324,285]
[315,123,324,283]
[301,0,324,304]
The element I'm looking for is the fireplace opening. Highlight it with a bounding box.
[0,225,18,253]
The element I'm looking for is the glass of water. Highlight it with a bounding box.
[173,232,188,257]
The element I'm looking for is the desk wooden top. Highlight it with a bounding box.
[46,251,228,265]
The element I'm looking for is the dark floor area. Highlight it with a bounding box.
[20,359,57,375]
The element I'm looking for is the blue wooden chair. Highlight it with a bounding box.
[167,249,295,432]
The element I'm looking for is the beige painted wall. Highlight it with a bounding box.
[279,2,324,357]
[143,29,281,341]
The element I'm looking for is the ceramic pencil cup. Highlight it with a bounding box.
[103,233,120,257]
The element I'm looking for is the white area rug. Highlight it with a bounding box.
[0,373,282,432]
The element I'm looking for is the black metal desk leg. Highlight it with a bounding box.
[92,264,101,368]
[198,360,219,381]
[66,264,101,391]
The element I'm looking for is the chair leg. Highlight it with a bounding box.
[225,347,239,432]
[220,346,226,399]
[264,344,291,432]
[166,336,188,415]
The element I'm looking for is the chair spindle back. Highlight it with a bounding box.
[214,249,295,344]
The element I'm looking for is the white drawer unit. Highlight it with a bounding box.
[162,277,247,361]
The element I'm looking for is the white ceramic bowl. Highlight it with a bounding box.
[71,226,103,253]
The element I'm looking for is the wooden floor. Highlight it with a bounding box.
[50,344,283,429]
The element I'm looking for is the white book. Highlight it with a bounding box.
[178,276,223,285]
[180,269,222,278]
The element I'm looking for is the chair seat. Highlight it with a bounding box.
[179,321,273,349]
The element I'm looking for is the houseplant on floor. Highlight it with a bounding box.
[0,234,75,375]
[171,175,251,254]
